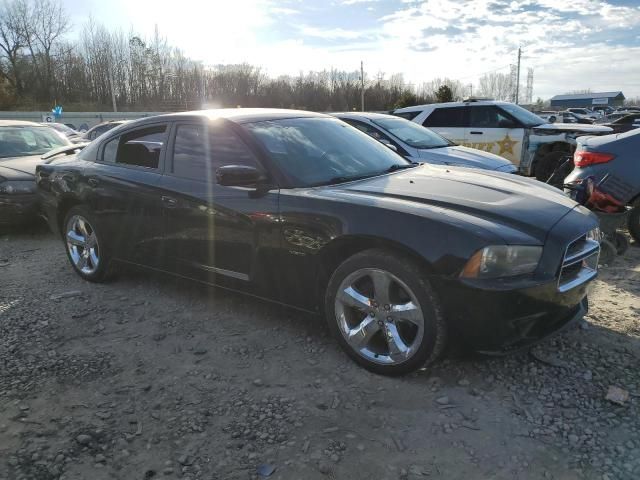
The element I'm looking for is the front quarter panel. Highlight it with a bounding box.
[272,188,503,310]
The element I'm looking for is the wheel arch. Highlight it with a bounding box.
[314,235,435,310]
[532,142,574,179]
[56,195,84,236]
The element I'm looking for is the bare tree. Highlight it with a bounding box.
[0,0,27,95]
[477,72,512,101]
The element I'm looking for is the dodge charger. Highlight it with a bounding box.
[36,109,600,375]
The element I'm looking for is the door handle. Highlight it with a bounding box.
[87,178,99,187]
[161,195,177,208]
[469,131,484,135]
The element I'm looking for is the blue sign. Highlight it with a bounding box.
[52,105,63,118]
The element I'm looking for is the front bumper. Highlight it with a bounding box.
[0,194,40,225]
[433,275,591,353]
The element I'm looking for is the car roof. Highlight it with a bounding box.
[0,119,48,127]
[149,108,329,125]
[331,112,398,121]
[394,100,511,113]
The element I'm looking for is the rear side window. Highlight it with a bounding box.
[171,123,260,180]
[393,111,420,121]
[101,125,166,169]
[423,107,468,128]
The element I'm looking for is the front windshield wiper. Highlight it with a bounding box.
[313,164,419,187]
[384,163,420,172]
[418,145,448,150]
[313,174,376,186]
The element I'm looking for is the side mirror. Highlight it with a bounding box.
[216,165,266,187]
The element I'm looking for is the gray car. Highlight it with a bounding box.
[333,112,517,173]
[565,129,640,242]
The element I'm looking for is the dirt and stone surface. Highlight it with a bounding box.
[1,226,639,480]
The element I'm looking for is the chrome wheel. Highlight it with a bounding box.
[66,215,100,275]
[334,268,425,365]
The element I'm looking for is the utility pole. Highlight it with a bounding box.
[360,60,365,112]
[109,67,117,113]
[515,46,521,105]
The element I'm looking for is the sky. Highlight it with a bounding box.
[62,0,640,100]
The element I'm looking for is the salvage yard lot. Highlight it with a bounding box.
[1,228,639,480]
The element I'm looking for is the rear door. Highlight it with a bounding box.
[421,106,468,145]
[158,121,279,286]
[465,105,524,165]
[82,123,168,265]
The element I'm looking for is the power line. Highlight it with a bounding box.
[456,63,513,81]
[454,46,526,81]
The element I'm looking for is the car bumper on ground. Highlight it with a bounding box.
[433,274,592,353]
[0,194,40,225]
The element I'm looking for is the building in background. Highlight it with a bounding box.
[550,91,625,109]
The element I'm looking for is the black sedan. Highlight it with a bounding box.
[36,109,600,375]
[0,120,72,225]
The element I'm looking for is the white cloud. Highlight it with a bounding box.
[71,0,640,99]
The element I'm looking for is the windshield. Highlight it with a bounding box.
[245,117,410,187]
[0,126,70,158]
[372,117,451,149]
[499,103,545,127]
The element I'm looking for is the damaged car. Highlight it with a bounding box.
[393,99,612,181]
[0,120,72,226]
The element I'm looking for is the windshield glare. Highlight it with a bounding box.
[372,117,450,149]
[499,104,545,127]
[246,117,409,187]
[0,126,70,158]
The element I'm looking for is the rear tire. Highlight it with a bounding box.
[63,205,115,282]
[324,248,447,376]
[613,232,629,256]
[599,239,616,265]
[628,199,640,243]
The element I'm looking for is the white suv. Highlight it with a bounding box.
[393,100,612,180]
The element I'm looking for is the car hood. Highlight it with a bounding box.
[533,123,612,134]
[417,145,515,171]
[326,164,579,242]
[0,155,43,180]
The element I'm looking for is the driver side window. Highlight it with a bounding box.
[171,123,260,181]
[470,106,516,128]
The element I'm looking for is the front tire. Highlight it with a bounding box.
[63,206,115,282]
[535,151,569,183]
[325,249,447,376]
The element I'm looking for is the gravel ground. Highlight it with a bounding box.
[1,226,639,480]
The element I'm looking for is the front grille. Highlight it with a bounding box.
[558,234,599,292]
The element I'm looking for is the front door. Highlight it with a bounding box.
[158,121,280,288]
[465,105,524,165]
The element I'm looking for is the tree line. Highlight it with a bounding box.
[0,0,497,112]
[5,0,632,113]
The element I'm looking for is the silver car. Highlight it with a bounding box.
[333,112,517,173]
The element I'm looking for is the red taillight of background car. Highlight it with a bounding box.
[573,150,615,167]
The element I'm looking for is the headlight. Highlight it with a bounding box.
[460,245,543,279]
[0,180,36,195]
[585,227,601,243]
